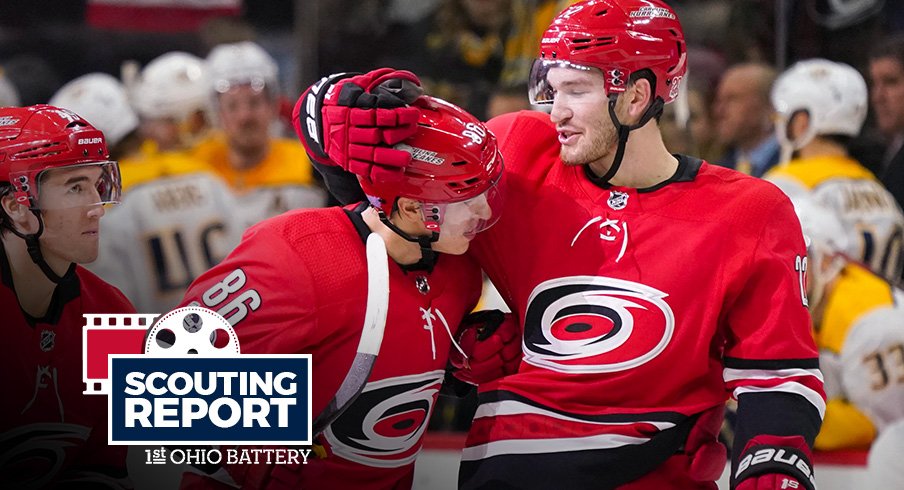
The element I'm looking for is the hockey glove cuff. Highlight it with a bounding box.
[734,435,816,490]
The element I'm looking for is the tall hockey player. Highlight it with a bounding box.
[179,95,514,490]
[298,1,826,489]
[791,197,904,451]
[766,59,904,281]
[0,105,134,488]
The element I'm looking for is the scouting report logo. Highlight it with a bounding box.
[82,307,312,446]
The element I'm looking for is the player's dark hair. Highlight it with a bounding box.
[870,33,904,66]
[629,69,664,123]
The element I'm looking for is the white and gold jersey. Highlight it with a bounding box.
[89,169,244,314]
[816,262,904,450]
[766,155,904,280]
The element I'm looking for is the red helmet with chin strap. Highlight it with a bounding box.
[359,96,504,234]
[530,0,687,105]
[0,104,121,209]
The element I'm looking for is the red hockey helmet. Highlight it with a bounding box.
[0,104,121,209]
[529,0,687,105]
[360,96,504,234]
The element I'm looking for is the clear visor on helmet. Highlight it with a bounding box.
[528,59,602,105]
[21,161,122,210]
[422,171,505,237]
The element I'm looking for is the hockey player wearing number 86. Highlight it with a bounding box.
[0,105,135,489]
[300,1,828,489]
[178,96,512,490]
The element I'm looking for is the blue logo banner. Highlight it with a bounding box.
[109,355,311,445]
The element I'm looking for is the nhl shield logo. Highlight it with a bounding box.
[40,329,56,352]
[607,191,629,210]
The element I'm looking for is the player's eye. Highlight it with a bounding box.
[68,183,83,194]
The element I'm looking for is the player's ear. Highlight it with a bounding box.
[788,110,811,141]
[395,197,421,223]
[1,191,38,235]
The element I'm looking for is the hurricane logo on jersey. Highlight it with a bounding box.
[523,276,674,373]
[323,370,444,468]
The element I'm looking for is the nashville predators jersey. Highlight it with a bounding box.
[192,134,326,227]
[88,169,244,314]
[815,262,904,450]
[766,155,904,280]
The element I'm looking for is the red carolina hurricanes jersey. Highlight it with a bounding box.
[1,245,135,489]
[461,111,826,488]
[179,205,482,490]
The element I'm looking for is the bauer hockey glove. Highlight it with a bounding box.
[293,68,423,182]
[734,435,816,490]
[449,310,522,386]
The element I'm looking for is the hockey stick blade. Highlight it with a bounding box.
[311,232,390,436]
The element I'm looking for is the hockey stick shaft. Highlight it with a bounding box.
[311,233,389,436]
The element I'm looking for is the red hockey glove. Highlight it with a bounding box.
[449,310,522,385]
[734,435,816,490]
[293,68,423,182]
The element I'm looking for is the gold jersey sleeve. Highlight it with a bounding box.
[816,263,904,449]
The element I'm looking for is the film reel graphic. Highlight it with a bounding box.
[143,306,241,356]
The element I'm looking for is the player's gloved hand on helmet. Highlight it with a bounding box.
[293,68,424,183]
[449,310,522,386]
[734,435,816,490]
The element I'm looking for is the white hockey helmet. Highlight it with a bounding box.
[49,72,139,147]
[772,58,868,155]
[131,51,208,122]
[206,41,279,95]
[790,196,855,316]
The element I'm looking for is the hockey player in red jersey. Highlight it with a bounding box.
[0,105,134,488]
[296,1,827,489]
[179,95,513,490]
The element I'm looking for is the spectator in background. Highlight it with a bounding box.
[381,0,513,120]
[712,62,780,177]
[194,41,325,228]
[869,34,904,211]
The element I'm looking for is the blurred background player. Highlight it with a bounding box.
[0,104,134,488]
[791,197,904,451]
[50,69,244,314]
[194,41,325,228]
[178,93,515,489]
[128,51,211,156]
[767,58,904,282]
[712,62,780,177]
